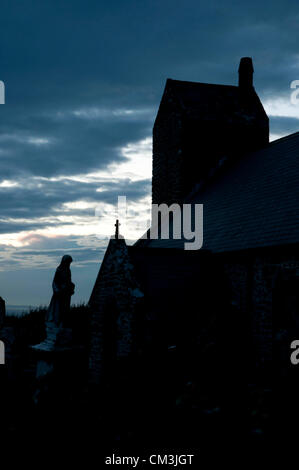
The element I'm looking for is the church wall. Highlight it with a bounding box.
[153,110,183,206]
[89,239,144,384]
[220,246,299,376]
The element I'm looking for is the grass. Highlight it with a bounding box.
[4,303,91,345]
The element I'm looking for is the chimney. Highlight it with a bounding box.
[238,57,254,89]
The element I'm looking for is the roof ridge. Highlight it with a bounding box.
[269,131,299,146]
[167,78,237,89]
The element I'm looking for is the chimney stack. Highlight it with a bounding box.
[238,57,254,89]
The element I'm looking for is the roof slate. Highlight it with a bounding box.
[138,132,299,252]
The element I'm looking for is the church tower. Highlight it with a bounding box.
[152,57,269,206]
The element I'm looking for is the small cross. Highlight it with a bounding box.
[115,219,120,239]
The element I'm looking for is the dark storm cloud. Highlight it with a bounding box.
[0,176,150,233]
[2,0,299,98]
[1,0,298,181]
[0,107,153,178]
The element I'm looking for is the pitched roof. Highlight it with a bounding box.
[137,131,299,253]
[156,78,268,123]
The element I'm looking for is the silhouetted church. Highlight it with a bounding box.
[89,58,299,384]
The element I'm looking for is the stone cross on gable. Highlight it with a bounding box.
[115,219,120,240]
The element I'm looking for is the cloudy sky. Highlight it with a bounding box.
[0,0,299,307]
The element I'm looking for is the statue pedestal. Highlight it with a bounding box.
[31,323,73,383]
[31,322,72,353]
[30,320,86,406]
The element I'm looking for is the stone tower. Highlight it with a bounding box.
[152,57,269,206]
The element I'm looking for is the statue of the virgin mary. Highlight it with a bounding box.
[46,255,75,326]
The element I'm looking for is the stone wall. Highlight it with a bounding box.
[89,238,298,384]
[152,78,269,208]
[89,238,144,384]
[221,246,299,372]
[153,101,183,206]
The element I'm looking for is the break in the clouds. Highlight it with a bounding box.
[0,0,299,305]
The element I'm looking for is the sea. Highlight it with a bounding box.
[6,305,35,316]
